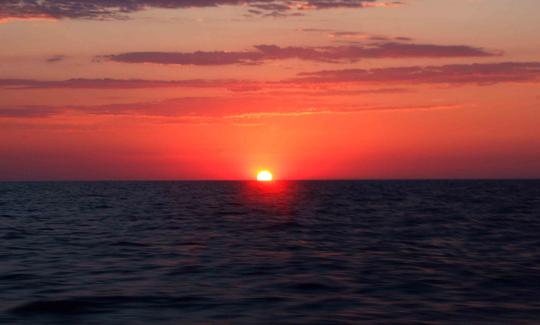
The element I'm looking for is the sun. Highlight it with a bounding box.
[256,170,273,182]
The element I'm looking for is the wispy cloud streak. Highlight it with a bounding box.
[0,98,462,122]
[2,62,540,91]
[0,78,247,89]
[296,62,540,85]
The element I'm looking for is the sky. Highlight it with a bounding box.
[1,0,539,180]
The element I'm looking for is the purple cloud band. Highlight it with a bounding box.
[2,62,539,90]
[0,106,61,118]
[0,78,243,89]
[102,43,496,65]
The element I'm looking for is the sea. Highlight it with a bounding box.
[1,180,539,324]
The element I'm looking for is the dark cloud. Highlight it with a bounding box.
[0,78,246,89]
[2,62,540,92]
[229,87,411,95]
[0,106,61,118]
[104,51,263,65]
[2,62,540,93]
[0,0,395,21]
[103,42,496,65]
[296,62,540,85]
[299,28,413,42]
[46,55,65,63]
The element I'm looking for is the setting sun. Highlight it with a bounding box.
[256,170,273,182]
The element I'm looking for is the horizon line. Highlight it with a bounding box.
[1,178,539,183]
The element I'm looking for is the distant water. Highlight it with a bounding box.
[1,180,540,324]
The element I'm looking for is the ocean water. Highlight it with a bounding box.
[1,180,539,324]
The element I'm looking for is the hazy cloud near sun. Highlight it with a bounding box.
[101,42,496,65]
[0,96,461,123]
[0,0,401,21]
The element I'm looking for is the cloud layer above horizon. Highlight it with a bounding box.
[102,43,496,65]
[2,62,539,91]
[0,0,400,20]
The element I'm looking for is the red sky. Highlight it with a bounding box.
[1,0,539,180]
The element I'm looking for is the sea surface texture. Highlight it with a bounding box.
[1,180,539,324]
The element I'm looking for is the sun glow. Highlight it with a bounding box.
[256,170,273,181]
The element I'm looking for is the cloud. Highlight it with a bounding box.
[0,0,398,21]
[46,55,65,63]
[0,78,247,89]
[74,96,320,118]
[0,16,56,24]
[0,97,461,122]
[331,32,406,41]
[225,104,460,119]
[295,62,540,85]
[2,62,540,93]
[360,1,403,8]
[298,28,414,44]
[103,42,496,65]
[103,51,263,66]
[0,106,61,118]
[231,87,411,95]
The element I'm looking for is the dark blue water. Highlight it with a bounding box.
[1,181,540,324]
